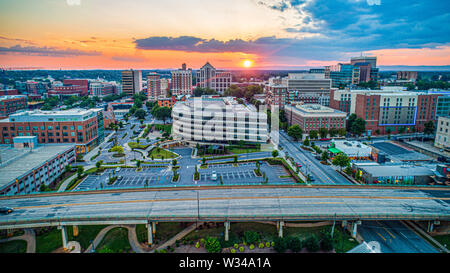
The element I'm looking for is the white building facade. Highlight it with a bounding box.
[172,97,268,145]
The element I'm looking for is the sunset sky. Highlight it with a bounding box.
[0,0,449,70]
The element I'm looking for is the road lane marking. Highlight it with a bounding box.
[377,232,387,242]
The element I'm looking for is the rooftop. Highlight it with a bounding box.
[360,164,435,177]
[287,104,346,116]
[0,95,26,101]
[0,144,75,189]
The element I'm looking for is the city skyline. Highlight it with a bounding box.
[0,0,449,70]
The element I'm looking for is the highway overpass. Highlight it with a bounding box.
[1,185,449,229]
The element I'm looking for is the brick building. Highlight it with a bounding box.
[0,95,27,119]
[284,103,347,134]
[0,109,100,154]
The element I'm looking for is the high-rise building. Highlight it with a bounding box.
[196,62,232,94]
[89,82,115,97]
[325,56,379,88]
[264,78,288,109]
[147,73,162,101]
[121,70,142,96]
[160,78,170,97]
[171,64,193,96]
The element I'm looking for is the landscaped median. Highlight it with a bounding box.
[148,147,178,160]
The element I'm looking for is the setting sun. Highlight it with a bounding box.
[243,60,253,68]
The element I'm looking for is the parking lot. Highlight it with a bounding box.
[74,167,174,190]
[198,162,295,185]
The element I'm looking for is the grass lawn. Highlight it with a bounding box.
[333,226,360,253]
[432,234,450,248]
[71,225,108,250]
[185,222,278,245]
[34,225,108,253]
[230,148,260,154]
[0,240,27,253]
[136,223,187,244]
[148,148,177,159]
[128,142,150,150]
[96,227,131,253]
[36,227,72,253]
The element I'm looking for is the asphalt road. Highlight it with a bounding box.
[1,186,449,228]
[358,220,438,253]
[276,131,351,185]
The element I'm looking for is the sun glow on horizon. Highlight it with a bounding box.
[243,59,253,68]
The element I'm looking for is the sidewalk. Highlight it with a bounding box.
[155,223,199,252]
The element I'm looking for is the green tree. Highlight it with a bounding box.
[319,128,328,139]
[172,159,177,166]
[321,151,329,162]
[76,165,84,179]
[332,153,351,171]
[95,160,103,169]
[351,118,366,136]
[424,121,435,135]
[309,130,318,140]
[243,231,260,244]
[272,150,279,158]
[134,108,146,120]
[287,237,302,252]
[288,124,303,141]
[303,137,310,146]
[304,235,320,252]
[346,114,357,133]
[204,237,221,253]
[111,145,124,155]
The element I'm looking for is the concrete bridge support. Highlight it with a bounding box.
[278,221,284,238]
[147,223,153,245]
[224,221,230,241]
[351,221,361,238]
[73,225,79,237]
[152,222,156,234]
[58,226,68,250]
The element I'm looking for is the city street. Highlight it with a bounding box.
[276,130,352,185]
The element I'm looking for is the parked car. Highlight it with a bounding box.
[315,155,322,160]
[211,171,217,181]
[115,167,121,172]
[0,207,13,214]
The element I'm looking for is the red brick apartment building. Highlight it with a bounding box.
[329,89,441,135]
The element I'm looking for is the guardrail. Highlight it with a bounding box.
[0,212,448,230]
[1,181,450,200]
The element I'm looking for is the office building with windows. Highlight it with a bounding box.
[172,97,268,145]
[171,64,193,96]
[121,70,142,96]
[0,109,99,154]
[196,62,232,94]
[284,104,347,134]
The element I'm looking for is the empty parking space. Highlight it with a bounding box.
[74,167,175,190]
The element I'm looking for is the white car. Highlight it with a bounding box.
[211,171,217,181]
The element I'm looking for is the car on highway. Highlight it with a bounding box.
[309,175,315,182]
[211,171,217,181]
[297,163,302,168]
[0,207,13,214]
